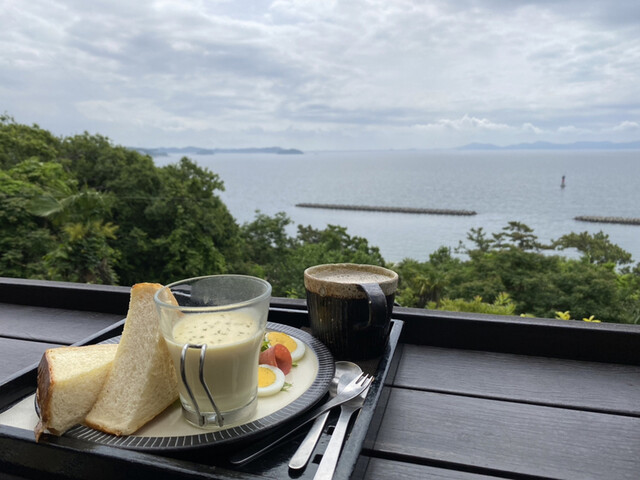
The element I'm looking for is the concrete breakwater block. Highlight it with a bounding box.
[295,203,477,216]
[574,216,640,226]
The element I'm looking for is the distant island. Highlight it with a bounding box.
[131,146,303,157]
[129,141,640,157]
[457,140,640,151]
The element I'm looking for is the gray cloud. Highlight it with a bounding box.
[1,0,639,149]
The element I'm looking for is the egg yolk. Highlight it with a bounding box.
[258,366,277,387]
[266,331,297,353]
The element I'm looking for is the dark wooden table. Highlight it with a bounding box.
[1,277,639,479]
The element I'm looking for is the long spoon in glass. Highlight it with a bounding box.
[289,361,362,470]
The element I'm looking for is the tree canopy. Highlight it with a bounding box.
[394,224,640,323]
[1,116,639,324]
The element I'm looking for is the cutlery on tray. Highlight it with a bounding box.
[312,383,371,479]
[289,361,362,470]
[228,373,374,466]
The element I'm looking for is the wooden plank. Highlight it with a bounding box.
[358,457,501,480]
[0,277,131,314]
[391,307,640,365]
[0,338,59,384]
[374,388,640,480]
[0,303,122,344]
[393,345,640,415]
[3,278,640,365]
[0,425,266,480]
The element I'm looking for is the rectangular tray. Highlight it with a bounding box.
[0,306,403,480]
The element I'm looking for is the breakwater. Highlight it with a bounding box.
[295,203,477,216]
[574,216,640,226]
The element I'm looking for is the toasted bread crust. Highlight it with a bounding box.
[34,344,118,441]
[34,352,54,441]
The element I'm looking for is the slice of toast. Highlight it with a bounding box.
[34,343,118,441]
[84,283,179,436]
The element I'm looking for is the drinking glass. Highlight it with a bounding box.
[155,275,271,428]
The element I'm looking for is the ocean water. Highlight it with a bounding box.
[155,150,640,264]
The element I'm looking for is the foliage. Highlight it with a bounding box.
[137,157,241,284]
[0,121,243,284]
[395,247,459,308]
[0,159,58,278]
[1,117,639,323]
[428,292,517,315]
[0,115,60,169]
[56,132,242,284]
[552,231,633,268]
[393,223,640,323]
[43,220,120,284]
[239,214,386,297]
[555,311,601,323]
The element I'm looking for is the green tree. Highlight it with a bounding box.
[282,224,386,297]
[58,132,243,284]
[130,157,242,284]
[549,259,623,322]
[0,121,124,283]
[0,115,60,169]
[395,247,458,308]
[0,159,59,278]
[239,212,293,272]
[428,292,517,316]
[43,220,120,284]
[1,122,245,285]
[401,222,640,323]
[14,159,120,284]
[59,132,147,192]
[553,231,633,268]
[493,221,548,251]
[2,117,639,323]
[238,215,386,297]
[460,227,493,253]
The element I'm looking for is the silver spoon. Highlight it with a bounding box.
[288,361,362,470]
[230,373,374,466]
[313,380,371,479]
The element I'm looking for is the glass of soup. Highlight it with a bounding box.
[155,275,271,428]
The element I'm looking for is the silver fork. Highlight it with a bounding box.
[313,383,371,479]
[229,373,374,466]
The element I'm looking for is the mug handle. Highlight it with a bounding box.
[357,283,388,330]
[180,343,224,427]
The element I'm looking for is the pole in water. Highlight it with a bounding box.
[561,175,566,188]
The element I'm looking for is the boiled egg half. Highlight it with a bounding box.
[257,364,286,397]
[265,331,306,362]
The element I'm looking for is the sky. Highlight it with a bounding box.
[2,0,640,151]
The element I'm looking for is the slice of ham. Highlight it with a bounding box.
[259,344,292,375]
[259,346,276,367]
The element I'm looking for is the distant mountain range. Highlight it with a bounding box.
[131,141,640,156]
[131,146,303,156]
[457,140,640,151]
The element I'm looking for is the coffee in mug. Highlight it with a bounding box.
[304,263,398,360]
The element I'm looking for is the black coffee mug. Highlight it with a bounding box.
[304,264,398,360]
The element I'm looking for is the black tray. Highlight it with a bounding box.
[0,305,403,480]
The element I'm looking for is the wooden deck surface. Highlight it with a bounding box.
[1,279,639,480]
[361,344,640,480]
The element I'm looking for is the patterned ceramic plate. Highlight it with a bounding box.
[40,322,334,451]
